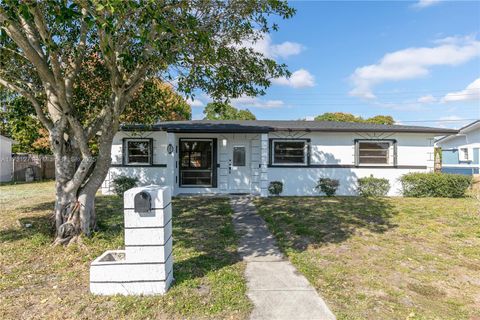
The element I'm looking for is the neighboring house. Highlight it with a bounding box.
[0,135,13,182]
[102,120,456,197]
[436,120,480,175]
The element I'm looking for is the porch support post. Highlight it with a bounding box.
[166,132,176,196]
[259,133,269,197]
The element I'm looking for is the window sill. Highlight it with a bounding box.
[268,164,308,168]
[111,164,167,167]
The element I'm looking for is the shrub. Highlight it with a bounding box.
[112,176,139,197]
[268,181,283,196]
[315,178,339,197]
[357,175,390,197]
[400,172,472,198]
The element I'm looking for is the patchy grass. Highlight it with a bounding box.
[255,196,480,320]
[0,181,251,319]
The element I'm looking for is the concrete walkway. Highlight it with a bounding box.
[230,196,336,320]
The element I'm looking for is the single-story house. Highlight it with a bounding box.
[436,120,480,175]
[0,135,13,182]
[101,120,457,197]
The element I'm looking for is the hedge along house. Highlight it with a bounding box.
[101,120,457,197]
[435,120,480,175]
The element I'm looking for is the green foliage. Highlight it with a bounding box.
[203,102,256,120]
[315,178,340,197]
[268,181,283,196]
[123,79,191,123]
[365,115,395,125]
[0,93,50,154]
[357,175,390,197]
[314,112,395,125]
[112,176,138,197]
[400,172,472,198]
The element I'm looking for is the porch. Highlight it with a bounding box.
[170,133,269,196]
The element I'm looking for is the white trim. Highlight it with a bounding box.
[459,147,469,162]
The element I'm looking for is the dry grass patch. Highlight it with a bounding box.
[0,181,251,319]
[255,196,480,320]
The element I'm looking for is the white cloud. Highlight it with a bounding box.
[185,98,204,108]
[231,95,285,109]
[349,36,480,99]
[417,94,437,104]
[272,69,315,88]
[442,78,480,102]
[411,0,442,9]
[241,33,304,59]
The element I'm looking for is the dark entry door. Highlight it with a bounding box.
[179,139,216,187]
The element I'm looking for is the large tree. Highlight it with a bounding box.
[203,101,256,120]
[315,112,395,125]
[0,1,293,244]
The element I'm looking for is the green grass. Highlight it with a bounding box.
[255,196,480,320]
[0,181,251,319]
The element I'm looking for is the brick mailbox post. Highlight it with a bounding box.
[90,185,173,295]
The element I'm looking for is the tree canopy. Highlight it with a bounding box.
[314,112,395,125]
[203,102,256,120]
[0,0,294,243]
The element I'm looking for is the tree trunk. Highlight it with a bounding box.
[52,128,115,246]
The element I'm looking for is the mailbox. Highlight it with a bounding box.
[134,191,151,213]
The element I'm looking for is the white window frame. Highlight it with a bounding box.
[271,139,309,166]
[459,147,469,162]
[356,140,394,167]
[124,138,152,165]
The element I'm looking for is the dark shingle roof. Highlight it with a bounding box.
[121,120,458,134]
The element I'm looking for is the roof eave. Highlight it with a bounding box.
[272,128,459,134]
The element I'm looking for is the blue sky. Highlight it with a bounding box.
[189,0,480,128]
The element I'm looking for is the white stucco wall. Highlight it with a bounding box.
[102,131,170,194]
[0,135,13,182]
[267,131,435,196]
[103,130,436,196]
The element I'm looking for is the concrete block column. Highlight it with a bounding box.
[90,186,173,295]
[259,133,269,197]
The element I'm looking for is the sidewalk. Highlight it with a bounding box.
[230,196,336,320]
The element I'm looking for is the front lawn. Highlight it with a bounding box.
[255,196,480,320]
[0,181,251,319]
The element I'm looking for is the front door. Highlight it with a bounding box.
[228,140,251,193]
[179,139,215,187]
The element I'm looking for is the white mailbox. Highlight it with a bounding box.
[90,185,173,295]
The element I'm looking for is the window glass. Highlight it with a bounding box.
[273,141,307,164]
[233,146,246,166]
[180,141,212,169]
[358,142,390,164]
[126,140,151,164]
[179,140,213,186]
[460,148,469,161]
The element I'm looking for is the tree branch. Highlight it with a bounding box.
[18,14,44,60]
[65,7,89,103]
[0,13,57,89]
[0,75,53,130]
[66,116,91,159]
[29,5,67,107]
